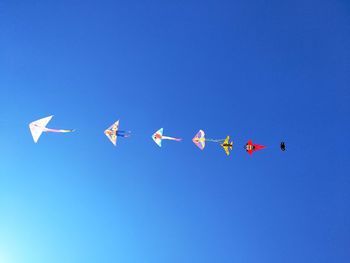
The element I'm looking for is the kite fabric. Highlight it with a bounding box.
[221,136,233,156]
[29,115,74,143]
[152,128,182,147]
[245,139,266,155]
[104,120,131,146]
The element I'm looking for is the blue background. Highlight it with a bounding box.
[0,0,349,262]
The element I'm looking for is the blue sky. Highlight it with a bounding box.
[0,0,349,262]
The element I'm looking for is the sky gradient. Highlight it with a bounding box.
[0,1,349,262]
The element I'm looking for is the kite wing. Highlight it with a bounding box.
[104,120,119,146]
[107,120,119,132]
[29,115,53,143]
[192,130,206,150]
[152,128,163,147]
[223,145,230,155]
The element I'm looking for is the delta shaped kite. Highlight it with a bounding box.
[245,139,265,155]
[152,128,181,147]
[192,130,233,156]
[29,115,75,143]
[104,120,131,146]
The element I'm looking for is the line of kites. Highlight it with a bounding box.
[29,116,286,156]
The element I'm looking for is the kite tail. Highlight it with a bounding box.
[117,130,131,137]
[46,128,75,133]
[162,136,182,141]
[118,134,131,138]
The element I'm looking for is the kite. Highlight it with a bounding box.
[104,120,131,146]
[192,130,233,155]
[245,139,265,155]
[152,128,181,147]
[280,142,286,151]
[29,115,74,143]
[221,136,233,156]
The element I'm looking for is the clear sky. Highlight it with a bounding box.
[0,1,349,262]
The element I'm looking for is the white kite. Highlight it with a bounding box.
[104,120,131,146]
[152,128,181,147]
[29,115,75,143]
